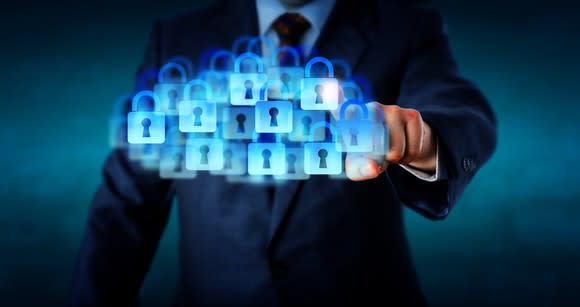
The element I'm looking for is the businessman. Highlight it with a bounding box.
[72,0,497,306]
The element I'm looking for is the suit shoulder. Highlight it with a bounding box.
[375,0,445,34]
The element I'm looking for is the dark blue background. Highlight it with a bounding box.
[1,0,579,306]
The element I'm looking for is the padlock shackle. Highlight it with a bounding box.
[209,50,235,71]
[251,131,283,143]
[308,121,338,143]
[340,81,364,101]
[183,79,214,100]
[339,98,370,120]
[231,35,253,56]
[349,74,374,100]
[234,52,265,73]
[258,80,290,101]
[132,90,161,111]
[247,35,275,56]
[167,55,194,76]
[158,62,188,83]
[304,56,334,78]
[330,58,352,79]
[271,46,300,67]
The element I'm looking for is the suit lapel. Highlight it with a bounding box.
[313,2,372,78]
[268,2,372,244]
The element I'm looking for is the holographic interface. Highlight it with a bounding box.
[110,36,389,183]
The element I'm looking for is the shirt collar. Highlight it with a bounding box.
[256,0,336,36]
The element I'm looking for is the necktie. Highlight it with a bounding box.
[263,13,311,204]
[272,12,311,65]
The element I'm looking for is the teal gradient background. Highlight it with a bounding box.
[1,0,579,306]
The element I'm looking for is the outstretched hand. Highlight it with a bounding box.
[338,102,438,181]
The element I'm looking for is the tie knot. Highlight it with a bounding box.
[272,12,311,47]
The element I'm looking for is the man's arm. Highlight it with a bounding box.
[347,7,497,220]
[71,20,175,306]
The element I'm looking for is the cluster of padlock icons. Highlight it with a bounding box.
[108,36,389,183]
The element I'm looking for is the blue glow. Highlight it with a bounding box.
[185,138,224,171]
[222,107,255,140]
[119,43,392,181]
[335,99,374,152]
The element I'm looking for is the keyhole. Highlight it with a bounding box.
[141,118,152,138]
[236,113,246,133]
[301,116,312,136]
[173,153,184,172]
[287,154,297,174]
[193,107,203,126]
[318,149,328,169]
[200,145,210,165]
[314,84,324,104]
[168,89,178,110]
[280,73,291,89]
[349,127,359,146]
[224,149,233,169]
[262,149,272,169]
[244,80,254,99]
[269,108,279,127]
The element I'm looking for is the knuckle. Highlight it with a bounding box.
[383,105,400,115]
[406,148,420,159]
[405,109,421,121]
[388,151,403,162]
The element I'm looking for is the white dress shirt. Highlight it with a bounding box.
[255,0,440,181]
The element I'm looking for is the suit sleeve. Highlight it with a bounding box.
[71,20,175,306]
[386,8,497,220]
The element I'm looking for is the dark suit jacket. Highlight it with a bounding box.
[71,0,497,306]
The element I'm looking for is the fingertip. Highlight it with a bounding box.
[346,156,381,181]
[360,160,380,177]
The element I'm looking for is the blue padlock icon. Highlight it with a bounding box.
[222,106,254,140]
[185,131,224,171]
[330,58,352,80]
[167,55,194,77]
[159,127,197,179]
[154,62,188,115]
[127,90,166,144]
[178,79,217,133]
[248,133,286,175]
[200,50,235,104]
[160,145,197,179]
[267,46,304,100]
[229,52,268,106]
[273,147,310,181]
[231,35,253,56]
[365,105,389,163]
[287,110,326,142]
[340,81,365,102]
[304,121,343,175]
[210,141,248,176]
[335,99,373,152]
[300,57,339,110]
[255,80,293,133]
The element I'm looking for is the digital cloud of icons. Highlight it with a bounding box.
[110,36,388,181]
